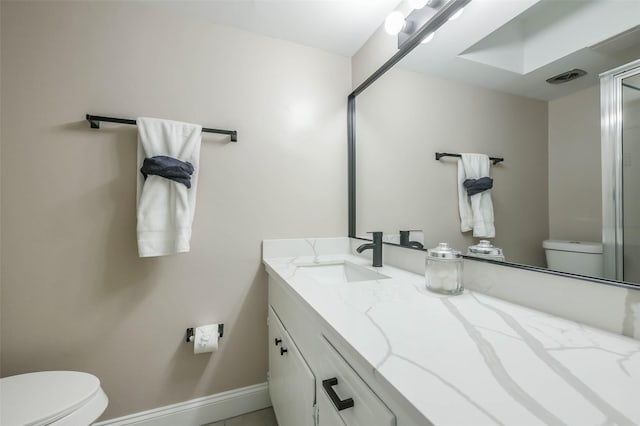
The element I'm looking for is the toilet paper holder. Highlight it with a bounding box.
[186,324,224,343]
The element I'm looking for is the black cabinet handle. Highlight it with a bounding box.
[274,338,282,346]
[280,347,288,356]
[322,378,354,411]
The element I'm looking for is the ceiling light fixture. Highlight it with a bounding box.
[408,0,429,10]
[448,7,465,21]
[384,11,406,35]
[396,0,471,49]
[420,32,435,44]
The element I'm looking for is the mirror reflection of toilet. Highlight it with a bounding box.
[543,240,603,278]
[0,371,108,425]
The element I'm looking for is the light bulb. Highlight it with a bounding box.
[448,7,465,21]
[384,11,405,35]
[420,32,435,44]
[408,0,428,9]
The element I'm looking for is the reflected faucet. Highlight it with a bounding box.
[356,232,383,267]
[400,230,424,249]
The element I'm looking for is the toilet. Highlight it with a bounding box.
[0,371,108,426]
[542,239,603,278]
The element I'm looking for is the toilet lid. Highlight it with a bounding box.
[542,239,603,253]
[0,371,102,426]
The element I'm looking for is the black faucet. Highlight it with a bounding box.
[400,230,424,250]
[356,232,383,267]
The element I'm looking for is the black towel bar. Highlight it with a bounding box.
[86,114,237,142]
[435,152,504,165]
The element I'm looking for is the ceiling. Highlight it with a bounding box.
[140,0,402,57]
[137,0,639,100]
[399,0,640,101]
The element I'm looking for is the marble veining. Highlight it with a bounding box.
[622,290,640,337]
[263,238,640,425]
[472,294,633,425]
[441,298,566,426]
[364,304,504,424]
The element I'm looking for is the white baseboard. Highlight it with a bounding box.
[94,382,271,426]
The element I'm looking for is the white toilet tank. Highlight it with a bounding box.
[542,240,603,278]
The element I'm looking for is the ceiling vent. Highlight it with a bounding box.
[546,69,587,85]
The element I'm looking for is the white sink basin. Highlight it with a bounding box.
[296,261,390,284]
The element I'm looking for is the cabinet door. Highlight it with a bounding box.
[268,307,315,426]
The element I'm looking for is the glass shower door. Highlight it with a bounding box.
[622,73,640,282]
[602,59,640,282]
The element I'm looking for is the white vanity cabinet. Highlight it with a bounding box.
[268,274,399,426]
[268,307,315,426]
[264,240,640,426]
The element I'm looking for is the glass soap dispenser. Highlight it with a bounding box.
[425,243,463,295]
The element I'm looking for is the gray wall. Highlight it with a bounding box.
[0,1,349,420]
[356,66,549,266]
[548,85,602,242]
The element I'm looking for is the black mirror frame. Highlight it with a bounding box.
[346,0,640,291]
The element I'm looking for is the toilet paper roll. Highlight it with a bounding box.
[194,324,219,354]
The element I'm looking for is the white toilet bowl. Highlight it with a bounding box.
[0,371,108,426]
[542,239,603,278]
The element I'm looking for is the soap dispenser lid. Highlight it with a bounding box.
[427,243,461,259]
[468,240,503,255]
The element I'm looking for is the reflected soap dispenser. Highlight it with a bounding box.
[467,240,505,262]
[425,243,463,295]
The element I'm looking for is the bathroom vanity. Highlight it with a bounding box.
[263,238,640,426]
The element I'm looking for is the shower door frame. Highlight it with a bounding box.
[601,58,640,281]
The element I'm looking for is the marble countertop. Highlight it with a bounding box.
[263,239,640,426]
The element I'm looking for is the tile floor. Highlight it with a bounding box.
[203,407,278,426]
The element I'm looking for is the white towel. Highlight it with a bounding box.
[136,117,202,257]
[458,153,495,238]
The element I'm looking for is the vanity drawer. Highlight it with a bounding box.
[318,336,395,426]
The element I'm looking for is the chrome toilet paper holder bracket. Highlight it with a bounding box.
[186,324,224,343]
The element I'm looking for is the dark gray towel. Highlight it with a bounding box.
[463,177,493,196]
[140,155,194,188]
